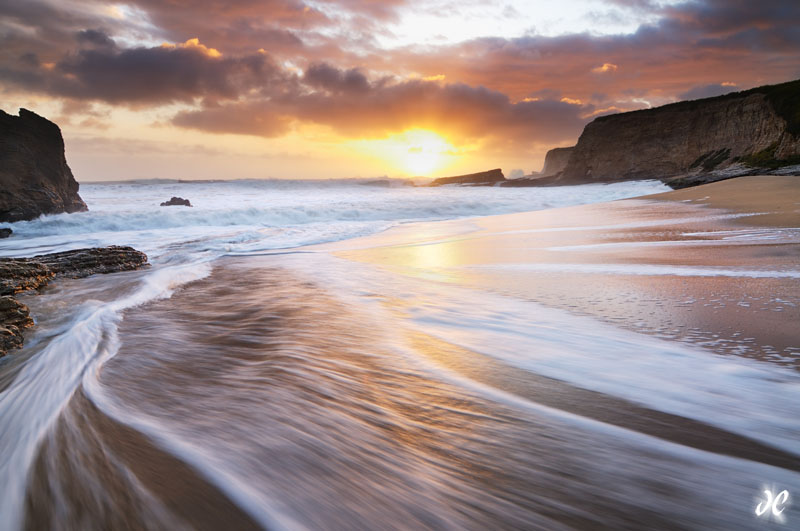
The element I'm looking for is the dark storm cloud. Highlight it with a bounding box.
[122,0,325,53]
[76,29,116,49]
[2,38,295,105]
[304,63,372,93]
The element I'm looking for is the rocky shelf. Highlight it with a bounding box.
[0,246,148,356]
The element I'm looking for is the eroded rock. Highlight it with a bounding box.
[0,246,148,356]
[539,79,800,187]
[429,169,505,186]
[160,197,192,207]
[0,259,54,296]
[34,246,149,278]
[0,109,87,222]
[540,147,574,178]
[0,296,34,354]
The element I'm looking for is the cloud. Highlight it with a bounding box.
[175,64,589,148]
[1,36,294,105]
[592,63,618,74]
[678,82,738,100]
[304,63,371,93]
[172,102,294,137]
[76,29,116,49]
[1,0,799,156]
[362,0,800,107]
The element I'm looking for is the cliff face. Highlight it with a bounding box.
[429,168,505,186]
[541,147,574,177]
[0,109,87,222]
[557,80,800,184]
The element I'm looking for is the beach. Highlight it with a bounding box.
[1,176,798,529]
[3,1,799,527]
[323,175,800,367]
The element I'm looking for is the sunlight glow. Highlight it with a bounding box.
[351,129,457,176]
[401,130,455,175]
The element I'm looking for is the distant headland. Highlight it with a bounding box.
[426,79,800,189]
[537,78,800,188]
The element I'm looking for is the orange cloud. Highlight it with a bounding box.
[161,38,222,58]
[1,0,799,170]
[592,63,618,73]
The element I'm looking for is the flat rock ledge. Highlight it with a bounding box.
[0,245,148,355]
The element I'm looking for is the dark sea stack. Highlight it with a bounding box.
[0,109,88,222]
[160,196,192,207]
[0,228,11,238]
[429,168,506,186]
[0,246,148,355]
[547,79,800,187]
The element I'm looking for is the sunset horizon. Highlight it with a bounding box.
[2,0,798,181]
[2,2,799,529]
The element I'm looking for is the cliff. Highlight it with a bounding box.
[429,168,505,186]
[552,79,800,186]
[541,147,574,177]
[0,109,87,222]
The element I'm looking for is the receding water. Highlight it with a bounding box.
[1,179,798,530]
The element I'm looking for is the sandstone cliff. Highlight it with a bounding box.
[551,79,800,186]
[429,168,505,186]
[0,109,87,222]
[541,147,574,177]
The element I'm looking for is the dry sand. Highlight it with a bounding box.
[646,174,800,227]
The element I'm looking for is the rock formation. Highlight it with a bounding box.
[541,79,800,187]
[0,228,11,238]
[541,147,574,178]
[0,246,148,355]
[160,196,192,207]
[0,109,88,222]
[429,168,505,186]
[0,296,33,353]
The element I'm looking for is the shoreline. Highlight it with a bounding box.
[2,175,798,528]
[5,175,798,364]
[0,247,148,356]
[312,175,799,368]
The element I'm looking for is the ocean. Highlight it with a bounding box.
[1,178,799,530]
[0,178,670,259]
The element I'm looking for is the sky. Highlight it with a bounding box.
[0,0,798,181]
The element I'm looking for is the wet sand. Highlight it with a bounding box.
[19,257,800,529]
[320,175,800,368]
[7,175,800,529]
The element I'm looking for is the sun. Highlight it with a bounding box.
[402,130,452,175]
[348,128,456,176]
